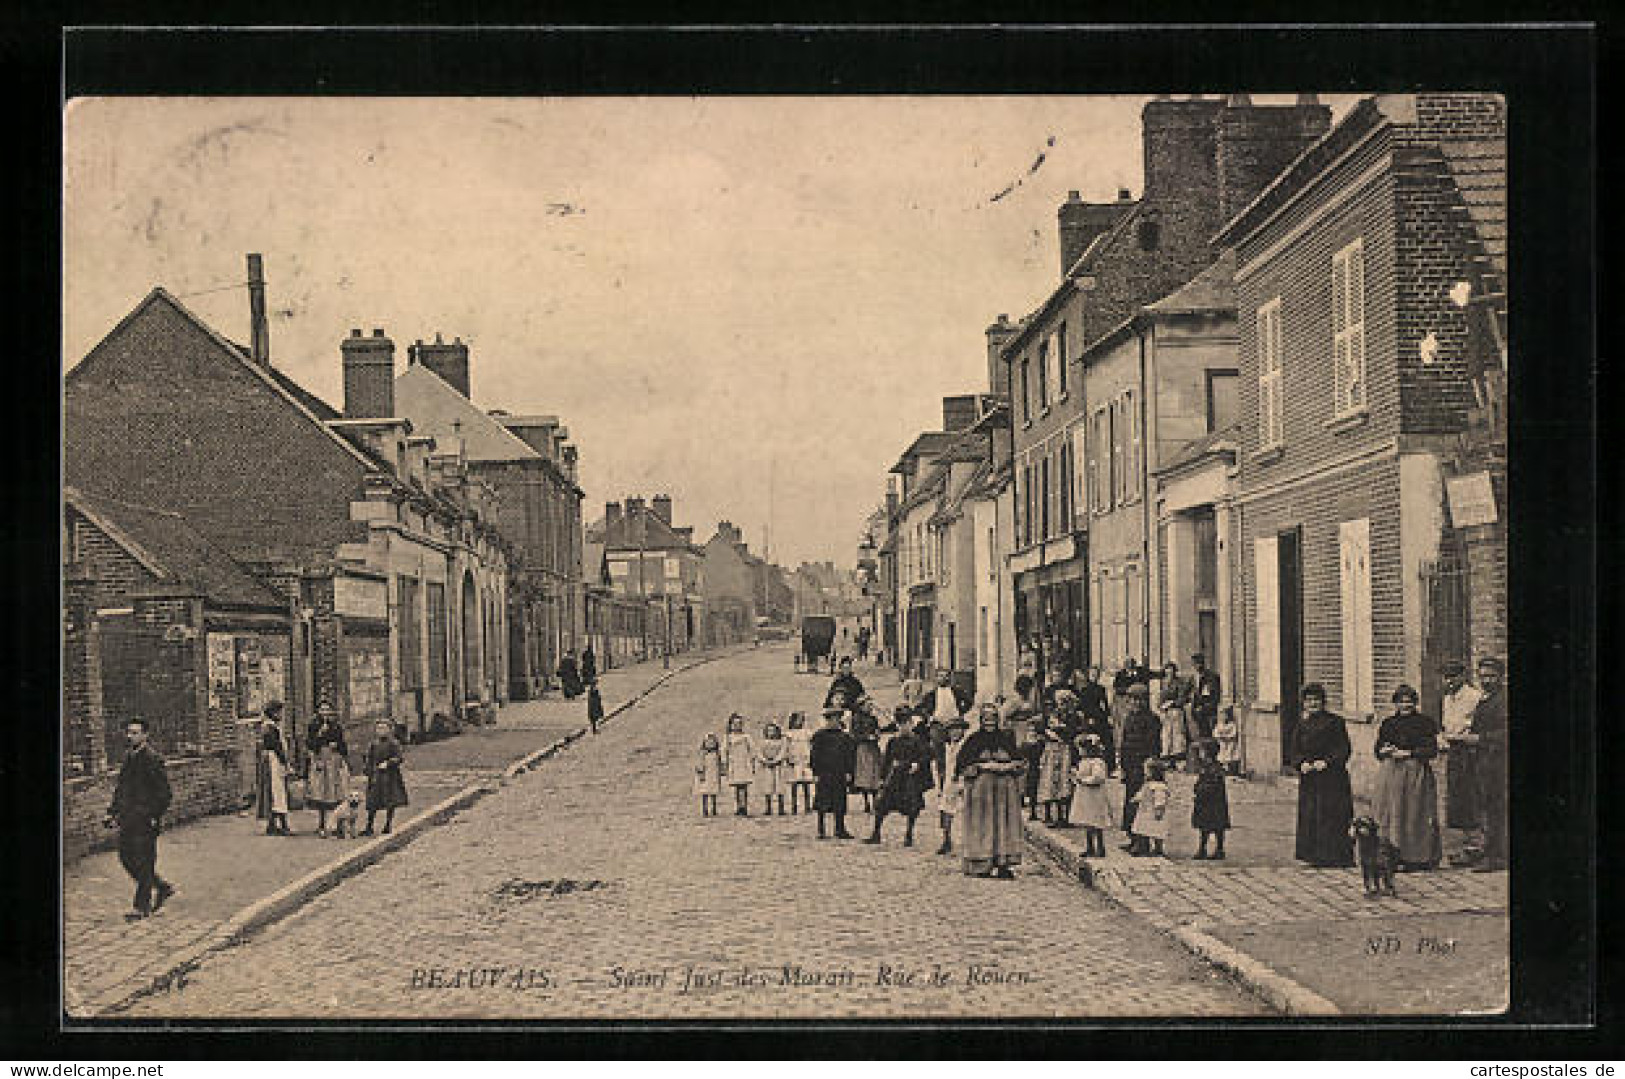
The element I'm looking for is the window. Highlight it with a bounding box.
[1071,423,1088,530]
[1338,518,1374,717]
[1125,388,1142,502]
[1125,562,1144,661]
[1056,323,1069,396]
[398,577,422,690]
[1058,440,1072,531]
[1089,408,1109,513]
[1332,238,1367,416]
[1110,395,1126,505]
[1137,214,1161,251]
[1036,343,1049,410]
[1206,369,1240,432]
[1040,455,1051,539]
[1257,298,1284,449]
[426,581,448,685]
[1020,359,1032,423]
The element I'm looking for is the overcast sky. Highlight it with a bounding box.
[64,95,1356,569]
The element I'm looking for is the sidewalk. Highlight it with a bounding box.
[1024,769,1509,1015]
[63,647,724,1016]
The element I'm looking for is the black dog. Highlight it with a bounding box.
[1350,816,1398,897]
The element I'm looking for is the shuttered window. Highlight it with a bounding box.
[1125,388,1142,502]
[1056,323,1069,396]
[1257,298,1284,449]
[398,576,422,690]
[1332,238,1367,417]
[1071,422,1089,530]
[1338,517,1374,717]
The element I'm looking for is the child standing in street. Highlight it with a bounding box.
[361,719,408,837]
[695,732,723,817]
[784,712,815,814]
[1036,716,1075,827]
[933,715,969,855]
[1068,734,1113,857]
[757,720,791,816]
[1191,740,1232,860]
[722,713,757,816]
[1021,715,1048,821]
[1213,705,1241,776]
[1129,758,1170,857]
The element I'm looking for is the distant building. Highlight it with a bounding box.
[586,496,706,658]
[701,521,758,645]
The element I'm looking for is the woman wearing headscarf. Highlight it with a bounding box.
[255,702,293,836]
[305,705,350,837]
[1372,683,1442,870]
[1292,683,1355,867]
[954,703,1026,879]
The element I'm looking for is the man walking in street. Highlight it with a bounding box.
[1467,656,1508,872]
[103,718,174,922]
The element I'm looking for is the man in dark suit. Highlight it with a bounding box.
[1468,656,1508,872]
[1116,684,1162,844]
[1190,652,1222,742]
[104,718,174,921]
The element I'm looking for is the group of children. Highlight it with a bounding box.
[693,689,1236,863]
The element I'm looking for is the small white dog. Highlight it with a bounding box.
[331,782,364,839]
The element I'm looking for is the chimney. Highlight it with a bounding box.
[341,327,396,418]
[1141,95,1223,204]
[605,501,623,529]
[651,494,673,526]
[1057,190,1132,277]
[1216,95,1333,222]
[885,477,899,522]
[625,496,646,523]
[985,313,1019,397]
[943,394,978,434]
[246,253,270,365]
[417,331,471,398]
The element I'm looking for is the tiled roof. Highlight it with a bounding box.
[1146,251,1236,314]
[586,507,696,553]
[889,431,955,474]
[67,487,288,610]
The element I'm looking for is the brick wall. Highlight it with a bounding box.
[68,508,157,608]
[64,751,244,862]
[63,569,107,778]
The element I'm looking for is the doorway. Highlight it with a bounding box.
[1277,527,1305,768]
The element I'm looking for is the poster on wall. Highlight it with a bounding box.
[207,633,235,710]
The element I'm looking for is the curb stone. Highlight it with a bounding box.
[1021,816,1338,1017]
[75,648,732,1019]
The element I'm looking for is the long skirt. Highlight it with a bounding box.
[852,742,884,792]
[367,764,409,811]
[1160,706,1188,759]
[1035,742,1071,804]
[256,750,289,818]
[960,771,1024,874]
[1069,779,1115,831]
[1373,758,1442,866]
[307,745,350,810]
[1444,746,1481,829]
[1295,768,1354,866]
[875,768,927,817]
[813,773,849,813]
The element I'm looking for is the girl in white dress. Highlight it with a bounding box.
[1129,757,1171,857]
[757,721,791,816]
[783,712,815,814]
[933,716,970,855]
[1068,734,1114,857]
[722,713,757,817]
[694,732,723,816]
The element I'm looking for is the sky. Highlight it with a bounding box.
[64,95,1357,569]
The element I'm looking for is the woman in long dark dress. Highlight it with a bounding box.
[866,711,934,846]
[1292,683,1354,867]
[361,719,408,836]
[557,651,584,699]
[955,703,1026,879]
[1372,683,1442,869]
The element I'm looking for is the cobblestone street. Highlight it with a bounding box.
[124,645,1263,1019]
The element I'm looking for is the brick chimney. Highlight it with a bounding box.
[605,501,622,529]
[1142,96,1224,204]
[651,494,673,526]
[1057,190,1132,276]
[625,496,646,525]
[1216,94,1333,223]
[246,253,270,365]
[985,313,1019,397]
[412,332,471,398]
[943,394,978,434]
[341,328,395,418]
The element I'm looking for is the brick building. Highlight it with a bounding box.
[62,487,293,857]
[65,287,512,839]
[587,496,706,659]
[1214,93,1506,789]
[701,521,759,645]
[1001,95,1330,680]
[392,349,585,701]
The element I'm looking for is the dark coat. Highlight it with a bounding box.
[876,729,935,816]
[1192,669,1223,719]
[557,656,583,698]
[1118,706,1162,769]
[1075,681,1110,723]
[580,648,597,684]
[1292,709,1354,866]
[307,719,348,759]
[1191,761,1231,831]
[364,735,409,811]
[810,726,857,813]
[261,723,289,764]
[109,743,171,831]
